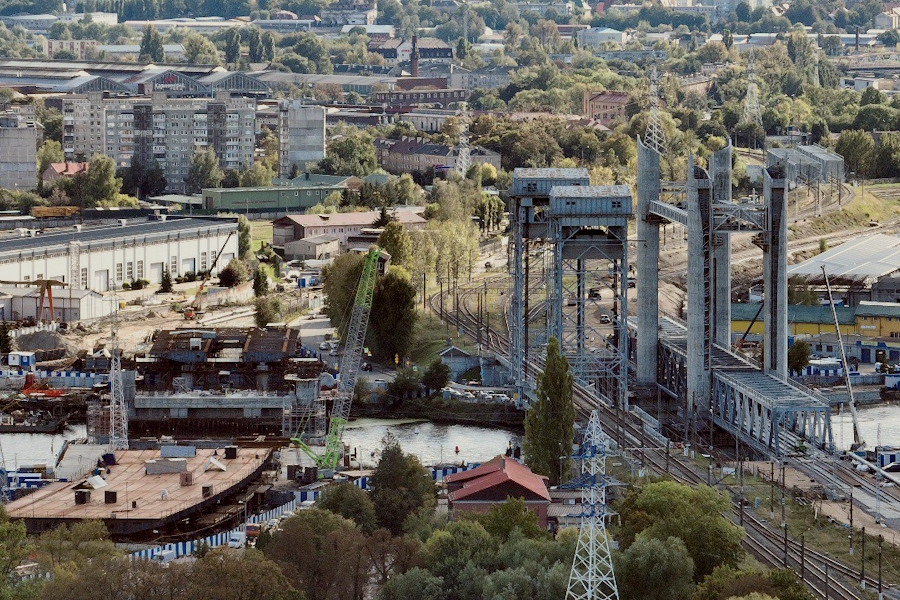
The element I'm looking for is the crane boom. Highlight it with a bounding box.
[184,230,234,319]
[293,248,380,469]
[821,266,865,450]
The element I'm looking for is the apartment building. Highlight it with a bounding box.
[63,92,256,193]
[277,100,326,177]
[0,113,39,190]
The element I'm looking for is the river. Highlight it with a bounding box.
[0,420,519,472]
[0,425,87,470]
[831,403,900,450]
[343,418,521,468]
[2,405,896,473]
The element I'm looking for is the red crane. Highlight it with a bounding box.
[0,278,67,323]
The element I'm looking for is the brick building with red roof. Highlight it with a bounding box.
[445,456,551,528]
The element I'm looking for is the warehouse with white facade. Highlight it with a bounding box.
[0,216,238,295]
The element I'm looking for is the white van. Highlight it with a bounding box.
[153,549,177,564]
[228,531,246,548]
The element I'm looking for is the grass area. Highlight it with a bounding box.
[791,183,900,239]
[250,220,273,253]
[409,310,476,368]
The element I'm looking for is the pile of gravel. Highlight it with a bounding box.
[15,330,73,353]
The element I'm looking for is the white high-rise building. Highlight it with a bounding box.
[277,101,326,177]
[0,113,38,191]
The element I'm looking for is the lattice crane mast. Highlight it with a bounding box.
[292,247,381,469]
[821,266,865,451]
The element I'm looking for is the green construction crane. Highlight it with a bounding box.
[292,248,381,469]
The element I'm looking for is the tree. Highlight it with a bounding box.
[183,32,221,65]
[378,568,447,600]
[218,258,248,288]
[317,131,378,177]
[36,139,63,186]
[262,31,276,61]
[253,267,269,297]
[317,483,378,534]
[370,267,418,362]
[224,28,241,64]
[117,156,166,199]
[694,566,813,600]
[370,434,436,535]
[860,86,885,106]
[322,252,365,334]
[240,161,274,187]
[186,549,301,600]
[788,340,811,376]
[0,506,31,583]
[139,25,165,62]
[459,497,548,542]
[255,296,282,327]
[616,535,695,600]
[185,148,224,193]
[617,481,745,581]
[238,215,252,259]
[56,154,122,208]
[523,337,575,486]
[421,359,450,393]
[835,130,874,178]
[159,268,173,293]
[248,27,263,63]
[0,322,11,354]
[263,508,369,600]
[377,221,412,267]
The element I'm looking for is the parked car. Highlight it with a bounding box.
[228,531,246,549]
[599,314,611,324]
[318,342,330,350]
[153,549,177,564]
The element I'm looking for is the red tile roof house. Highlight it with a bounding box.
[42,162,89,183]
[445,456,552,528]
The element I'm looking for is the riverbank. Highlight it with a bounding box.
[351,396,525,431]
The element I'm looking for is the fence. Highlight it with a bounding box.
[0,368,108,389]
[9,322,60,339]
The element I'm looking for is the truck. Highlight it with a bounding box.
[245,523,261,541]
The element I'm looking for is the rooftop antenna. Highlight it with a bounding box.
[108,282,128,451]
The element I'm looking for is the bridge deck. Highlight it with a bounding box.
[649,317,834,456]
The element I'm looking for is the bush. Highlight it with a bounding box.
[121,281,131,290]
[255,296,283,327]
[158,269,173,293]
[183,271,197,282]
[130,278,149,290]
[218,259,248,288]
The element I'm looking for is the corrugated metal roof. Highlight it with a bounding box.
[787,233,900,283]
[732,302,856,325]
[856,301,900,318]
[512,167,590,179]
[0,217,235,255]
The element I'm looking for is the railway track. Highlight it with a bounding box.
[430,279,897,600]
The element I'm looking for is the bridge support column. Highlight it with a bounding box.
[710,143,732,347]
[636,138,660,400]
[763,167,788,378]
[687,158,713,413]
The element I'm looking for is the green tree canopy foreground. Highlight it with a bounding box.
[523,337,575,486]
[370,434,436,535]
[617,481,745,581]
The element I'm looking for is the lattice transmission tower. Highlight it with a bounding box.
[455,102,471,178]
[645,65,667,157]
[742,53,763,129]
[108,286,128,451]
[566,410,619,600]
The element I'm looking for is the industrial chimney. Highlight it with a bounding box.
[411,35,419,78]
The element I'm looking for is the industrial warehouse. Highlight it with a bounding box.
[0,215,238,301]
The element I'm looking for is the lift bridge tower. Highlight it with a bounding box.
[566,410,620,600]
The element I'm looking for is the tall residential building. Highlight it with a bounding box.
[277,101,326,177]
[63,92,256,193]
[0,113,39,191]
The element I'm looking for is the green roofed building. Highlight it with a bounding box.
[201,183,348,214]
